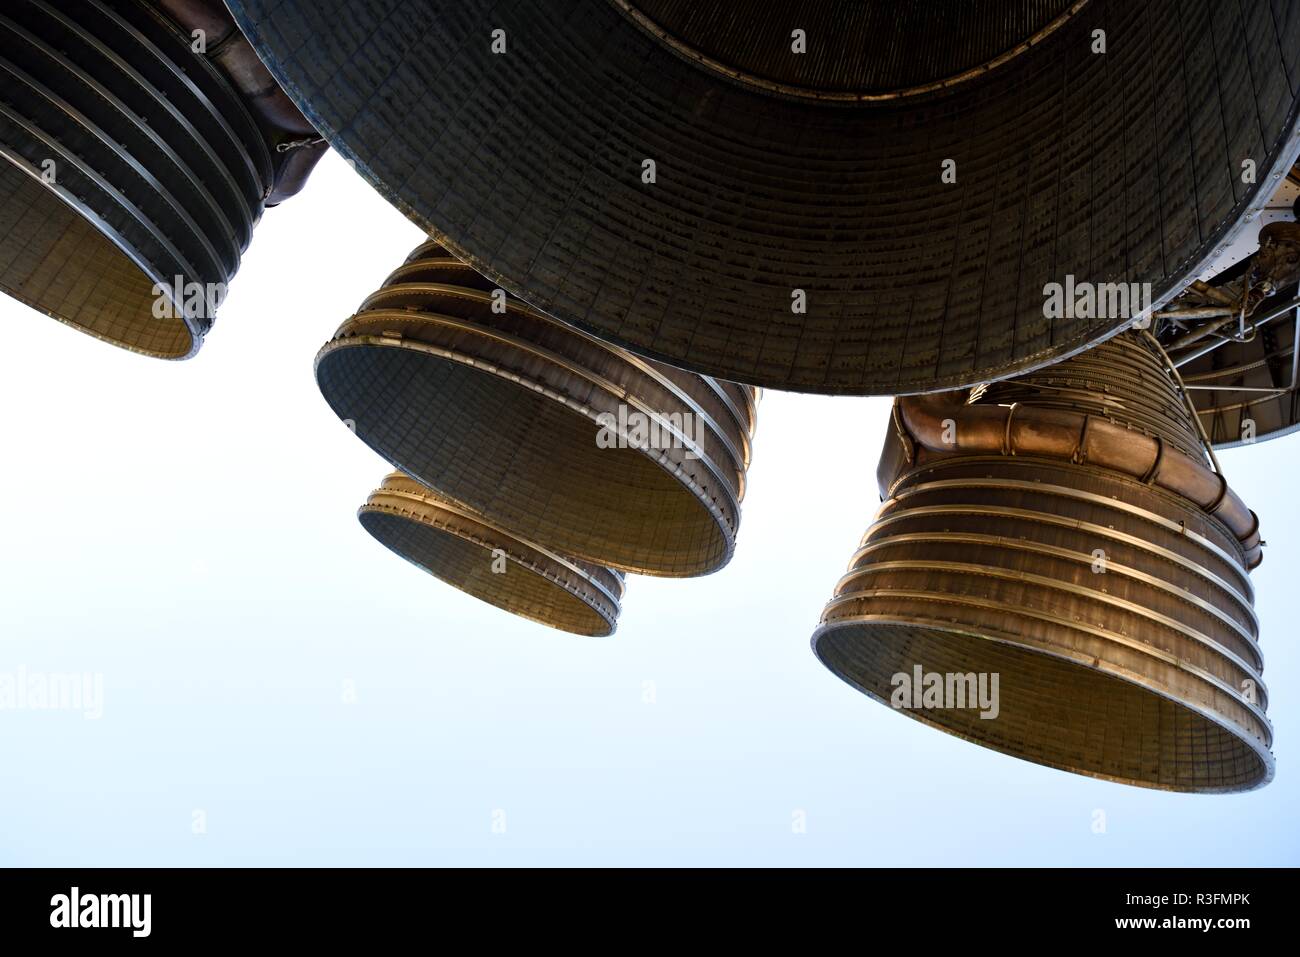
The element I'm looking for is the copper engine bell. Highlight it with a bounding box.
[815,333,1271,791]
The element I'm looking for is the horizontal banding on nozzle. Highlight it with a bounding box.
[0,0,320,358]
[317,241,758,577]
[360,472,625,637]
[815,332,1273,792]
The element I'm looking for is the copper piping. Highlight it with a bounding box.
[891,394,1262,567]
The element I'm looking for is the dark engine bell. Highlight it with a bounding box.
[0,0,323,358]
[226,0,1300,394]
[813,332,1272,792]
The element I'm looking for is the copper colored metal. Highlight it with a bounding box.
[226,0,1300,394]
[360,472,624,637]
[895,335,1261,566]
[317,240,759,577]
[815,332,1272,792]
[0,0,321,358]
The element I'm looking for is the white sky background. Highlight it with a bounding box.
[0,153,1297,864]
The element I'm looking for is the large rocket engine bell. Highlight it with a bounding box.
[813,332,1271,791]
[227,0,1300,394]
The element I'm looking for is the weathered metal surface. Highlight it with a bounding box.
[816,332,1271,792]
[317,240,759,577]
[0,0,320,357]
[227,0,1300,393]
[614,1,1084,99]
[360,472,625,637]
